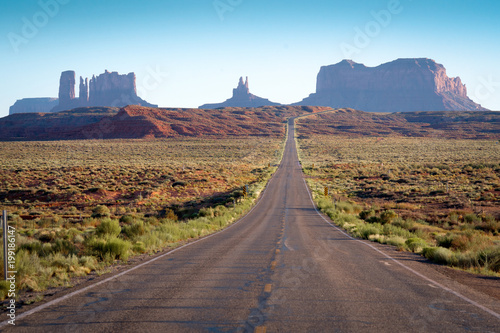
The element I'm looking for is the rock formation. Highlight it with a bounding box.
[9,98,59,115]
[53,70,81,112]
[295,58,487,112]
[79,76,88,104]
[59,70,75,103]
[50,70,157,112]
[200,77,280,109]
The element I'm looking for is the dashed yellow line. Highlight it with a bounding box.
[275,249,280,254]
[271,261,277,270]
[264,284,272,293]
[255,326,267,333]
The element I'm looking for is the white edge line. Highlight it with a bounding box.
[301,176,500,321]
[0,159,284,328]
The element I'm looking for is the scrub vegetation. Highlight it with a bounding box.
[0,137,284,301]
[297,133,500,276]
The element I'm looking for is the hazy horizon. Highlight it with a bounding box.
[1,0,499,117]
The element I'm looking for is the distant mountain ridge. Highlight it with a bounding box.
[199,77,280,109]
[0,105,328,140]
[0,106,497,141]
[294,58,487,112]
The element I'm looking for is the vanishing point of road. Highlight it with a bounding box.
[3,118,500,332]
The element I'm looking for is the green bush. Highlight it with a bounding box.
[106,238,130,261]
[380,210,398,224]
[436,234,455,248]
[478,247,500,272]
[405,237,428,253]
[0,280,10,301]
[423,247,455,265]
[199,207,214,218]
[335,201,361,214]
[122,220,146,239]
[92,205,111,218]
[120,215,135,224]
[359,209,376,221]
[87,237,130,261]
[358,224,382,239]
[95,219,121,238]
[51,239,78,256]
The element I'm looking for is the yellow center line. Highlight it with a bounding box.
[271,261,277,270]
[275,249,280,254]
[255,326,267,333]
[264,284,272,293]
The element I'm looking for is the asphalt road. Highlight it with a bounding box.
[3,119,500,332]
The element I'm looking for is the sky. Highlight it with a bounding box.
[1,0,499,118]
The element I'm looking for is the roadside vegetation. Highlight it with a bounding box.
[0,137,284,301]
[296,133,500,276]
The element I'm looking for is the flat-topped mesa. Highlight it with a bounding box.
[89,70,137,106]
[9,98,58,114]
[296,58,486,112]
[200,76,280,109]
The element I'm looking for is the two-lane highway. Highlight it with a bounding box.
[4,118,500,332]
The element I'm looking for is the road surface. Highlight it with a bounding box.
[3,118,500,332]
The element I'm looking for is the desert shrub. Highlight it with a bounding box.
[120,215,135,224]
[436,234,455,248]
[478,247,500,272]
[358,223,382,239]
[359,209,376,221]
[335,201,362,214]
[392,217,414,230]
[105,238,130,261]
[19,240,43,255]
[383,224,413,239]
[95,219,121,238]
[132,241,146,254]
[422,247,455,265]
[91,205,111,218]
[464,213,481,225]
[37,230,56,243]
[454,251,477,269]
[0,280,10,301]
[78,256,98,271]
[478,215,500,233]
[214,205,227,217]
[87,237,130,261]
[122,220,146,239]
[405,237,428,253]
[16,249,50,291]
[385,236,406,247]
[380,210,398,224]
[199,207,214,218]
[163,208,178,221]
[450,234,471,251]
[51,239,78,256]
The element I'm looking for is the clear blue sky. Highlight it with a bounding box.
[1,0,499,117]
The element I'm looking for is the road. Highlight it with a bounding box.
[4,118,500,332]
